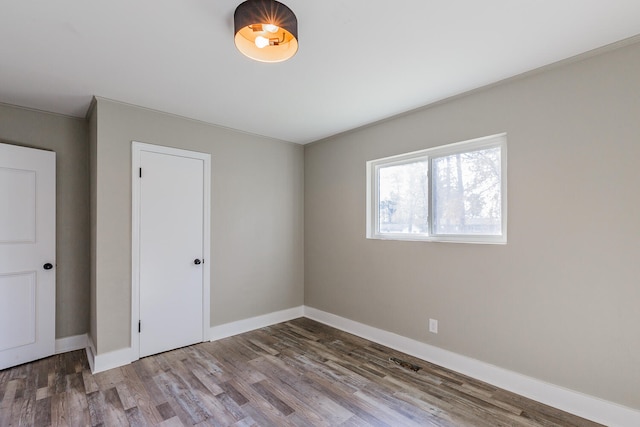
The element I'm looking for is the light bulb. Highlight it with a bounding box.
[263,23,279,33]
[255,36,269,49]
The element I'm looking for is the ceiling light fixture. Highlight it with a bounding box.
[234,0,298,63]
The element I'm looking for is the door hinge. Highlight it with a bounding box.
[139,168,142,178]
[138,320,141,333]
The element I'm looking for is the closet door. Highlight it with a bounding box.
[133,142,210,358]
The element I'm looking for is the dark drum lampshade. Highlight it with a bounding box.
[234,0,298,63]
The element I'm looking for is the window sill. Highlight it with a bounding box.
[367,234,507,245]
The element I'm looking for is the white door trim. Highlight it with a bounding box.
[131,141,211,361]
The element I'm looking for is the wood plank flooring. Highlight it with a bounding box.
[0,318,603,426]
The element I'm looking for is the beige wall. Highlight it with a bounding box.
[92,98,304,353]
[304,41,640,409]
[2,36,637,411]
[0,103,90,339]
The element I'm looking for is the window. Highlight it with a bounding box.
[366,134,507,244]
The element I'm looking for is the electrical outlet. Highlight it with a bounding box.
[429,318,438,334]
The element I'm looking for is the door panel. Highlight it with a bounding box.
[0,143,55,370]
[138,149,205,358]
[0,272,36,349]
[0,168,36,243]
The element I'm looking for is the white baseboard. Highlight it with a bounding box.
[210,306,304,341]
[303,306,640,427]
[85,335,96,373]
[55,333,88,354]
[92,346,133,374]
[74,305,639,426]
[84,305,305,374]
[86,334,133,374]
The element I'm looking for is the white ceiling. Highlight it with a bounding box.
[1,1,639,144]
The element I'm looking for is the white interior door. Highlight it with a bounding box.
[134,143,210,358]
[0,143,55,370]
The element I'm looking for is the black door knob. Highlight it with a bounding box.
[43,263,53,270]
[194,259,201,265]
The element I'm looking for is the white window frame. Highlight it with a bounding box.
[366,133,507,244]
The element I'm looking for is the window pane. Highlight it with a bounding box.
[432,147,501,235]
[378,160,428,234]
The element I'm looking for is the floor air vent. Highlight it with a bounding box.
[389,357,421,372]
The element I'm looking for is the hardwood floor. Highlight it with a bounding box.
[0,318,603,426]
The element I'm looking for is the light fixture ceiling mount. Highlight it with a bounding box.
[234,0,298,63]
